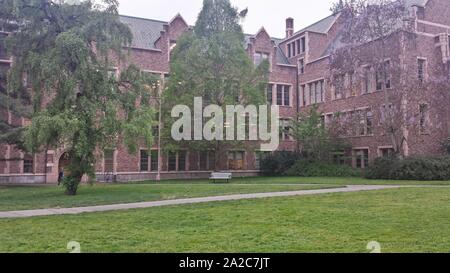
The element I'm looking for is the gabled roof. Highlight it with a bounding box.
[119,15,166,50]
[293,13,340,36]
[244,34,290,65]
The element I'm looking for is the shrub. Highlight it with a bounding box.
[285,160,361,177]
[260,151,302,176]
[444,137,450,154]
[364,156,397,180]
[365,156,450,181]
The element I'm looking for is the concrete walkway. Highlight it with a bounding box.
[0,185,401,219]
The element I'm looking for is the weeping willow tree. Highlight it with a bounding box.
[162,0,269,170]
[1,0,157,195]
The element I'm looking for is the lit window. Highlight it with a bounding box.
[228,151,244,170]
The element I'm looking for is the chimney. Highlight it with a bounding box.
[286,17,294,38]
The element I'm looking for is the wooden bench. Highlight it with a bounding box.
[210,172,232,183]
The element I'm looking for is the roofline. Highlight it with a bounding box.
[119,14,168,24]
[286,13,341,40]
[124,45,162,52]
[168,13,189,27]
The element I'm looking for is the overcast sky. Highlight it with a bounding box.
[118,0,336,39]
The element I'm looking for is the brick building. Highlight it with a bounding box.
[0,0,448,183]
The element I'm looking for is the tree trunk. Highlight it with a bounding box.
[64,173,82,196]
[44,144,49,184]
[214,141,221,172]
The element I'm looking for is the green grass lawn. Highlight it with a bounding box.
[0,183,338,212]
[1,187,450,253]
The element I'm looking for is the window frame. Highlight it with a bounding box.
[167,150,188,172]
[23,154,34,174]
[419,103,430,135]
[139,149,149,172]
[103,149,115,173]
[417,57,427,83]
[228,151,245,171]
[275,84,292,107]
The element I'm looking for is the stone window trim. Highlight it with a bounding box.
[286,35,306,58]
[361,64,375,95]
[301,78,325,106]
[360,60,393,95]
[331,106,374,138]
[269,82,293,107]
[253,51,271,70]
[20,152,35,174]
[352,147,370,169]
[375,59,393,91]
[46,150,56,168]
[167,150,189,172]
[377,146,395,157]
[139,148,159,173]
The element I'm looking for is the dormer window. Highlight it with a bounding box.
[254,52,269,66]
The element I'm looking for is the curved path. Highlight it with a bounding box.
[0,185,401,219]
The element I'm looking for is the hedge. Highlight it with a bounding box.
[365,156,450,181]
[285,160,361,177]
[260,152,302,176]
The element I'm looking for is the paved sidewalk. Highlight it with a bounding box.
[0,185,401,219]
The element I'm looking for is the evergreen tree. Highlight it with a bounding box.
[1,0,157,195]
